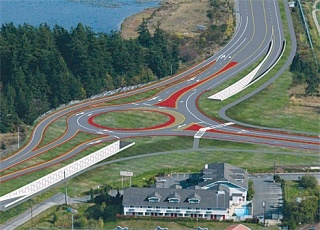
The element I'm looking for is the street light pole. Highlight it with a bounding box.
[18,126,20,149]
[273,163,276,182]
[67,207,78,230]
[262,201,266,226]
[71,213,74,230]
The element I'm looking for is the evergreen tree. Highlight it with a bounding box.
[137,18,151,47]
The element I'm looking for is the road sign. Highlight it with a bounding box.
[120,171,133,177]
[67,207,78,214]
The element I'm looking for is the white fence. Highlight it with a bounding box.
[0,140,134,209]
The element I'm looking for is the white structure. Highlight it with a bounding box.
[0,140,134,210]
[122,163,252,221]
[123,187,230,220]
[208,39,274,101]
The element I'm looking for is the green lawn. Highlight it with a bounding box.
[92,110,170,129]
[37,114,69,148]
[0,139,108,196]
[20,209,280,230]
[0,132,101,178]
[197,1,319,133]
[65,139,317,196]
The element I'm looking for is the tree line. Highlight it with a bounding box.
[0,22,180,132]
[282,175,319,229]
[289,7,320,96]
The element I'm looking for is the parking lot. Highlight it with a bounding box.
[249,174,283,221]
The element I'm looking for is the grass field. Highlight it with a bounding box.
[1,135,317,224]
[1,0,319,227]
[0,132,102,178]
[0,140,110,196]
[198,1,319,134]
[37,114,70,148]
[65,144,318,196]
[20,207,280,230]
[92,110,170,129]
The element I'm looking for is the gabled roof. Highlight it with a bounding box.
[187,192,201,200]
[123,187,230,209]
[225,224,251,230]
[167,191,180,200]
[148,191,161,199]
[201,163,248,190]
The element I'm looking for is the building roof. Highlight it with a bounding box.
[123,187,230,209]
[225,224,251,230]
[167,191,181,200]
[200,163,248,190]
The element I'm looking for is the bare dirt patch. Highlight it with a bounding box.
[121,0,211,39]
[0,133,19,158]
[289,84,320,116]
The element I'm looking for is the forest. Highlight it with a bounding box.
[0,22,180,132]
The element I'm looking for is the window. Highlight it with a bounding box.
[148,197,160,203]
[168,198,180,203]
[188,199,200,204]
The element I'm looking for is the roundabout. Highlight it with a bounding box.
[1,0,319,213]
[87,108,179,131]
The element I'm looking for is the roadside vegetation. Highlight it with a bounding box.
[0,22,179,134]
[1,138,318,226]
[0,138,108,196]
[282,175,320,229]
[1,0,319,228]
[289,1,320,96]
[198,1,319,133]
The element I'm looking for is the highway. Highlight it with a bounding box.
[0,0,319,184]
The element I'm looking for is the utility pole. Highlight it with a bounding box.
[30,203,33,229]
[64,171,68,205]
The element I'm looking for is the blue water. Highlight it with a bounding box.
[0,0,160,33]
[234,207,250,217]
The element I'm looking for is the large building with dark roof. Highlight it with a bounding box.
[122,163,252,221]
[200,162,249,205]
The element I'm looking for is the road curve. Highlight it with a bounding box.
[0,0,319,184]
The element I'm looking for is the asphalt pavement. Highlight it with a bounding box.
[0,0,319,215]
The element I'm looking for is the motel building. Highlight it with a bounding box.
[122,163,252,221]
